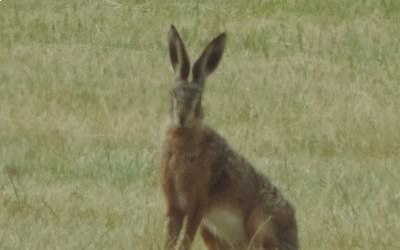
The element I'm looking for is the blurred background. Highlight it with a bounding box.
[0,0,399,249]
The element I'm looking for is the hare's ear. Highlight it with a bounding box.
[168,25,190,81]
[192,33,226,86]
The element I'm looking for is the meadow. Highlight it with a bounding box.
[0,0,399,249]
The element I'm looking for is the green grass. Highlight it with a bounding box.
[1,0,399,249]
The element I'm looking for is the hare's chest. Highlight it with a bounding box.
[167,152,208,209]
[168,152,205,182]
[168,150,198,169]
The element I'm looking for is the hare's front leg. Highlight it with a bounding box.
[179,206,204,250]
[165,207,184,250]
[162,178,184,250]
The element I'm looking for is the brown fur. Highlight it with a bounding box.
[160,25,298,250]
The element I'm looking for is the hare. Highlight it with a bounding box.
[160,25,299,250]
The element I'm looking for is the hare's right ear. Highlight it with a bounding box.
[168,25,190,81]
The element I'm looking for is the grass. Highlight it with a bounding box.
[0,0,399,249]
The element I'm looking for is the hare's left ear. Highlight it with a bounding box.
[168,25,191,81]
[192,33,226,87]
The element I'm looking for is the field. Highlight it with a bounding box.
[1,0,400,249]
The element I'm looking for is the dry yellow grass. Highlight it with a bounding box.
[1,0,399,249]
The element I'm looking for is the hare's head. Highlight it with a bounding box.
[168,25,226,127]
